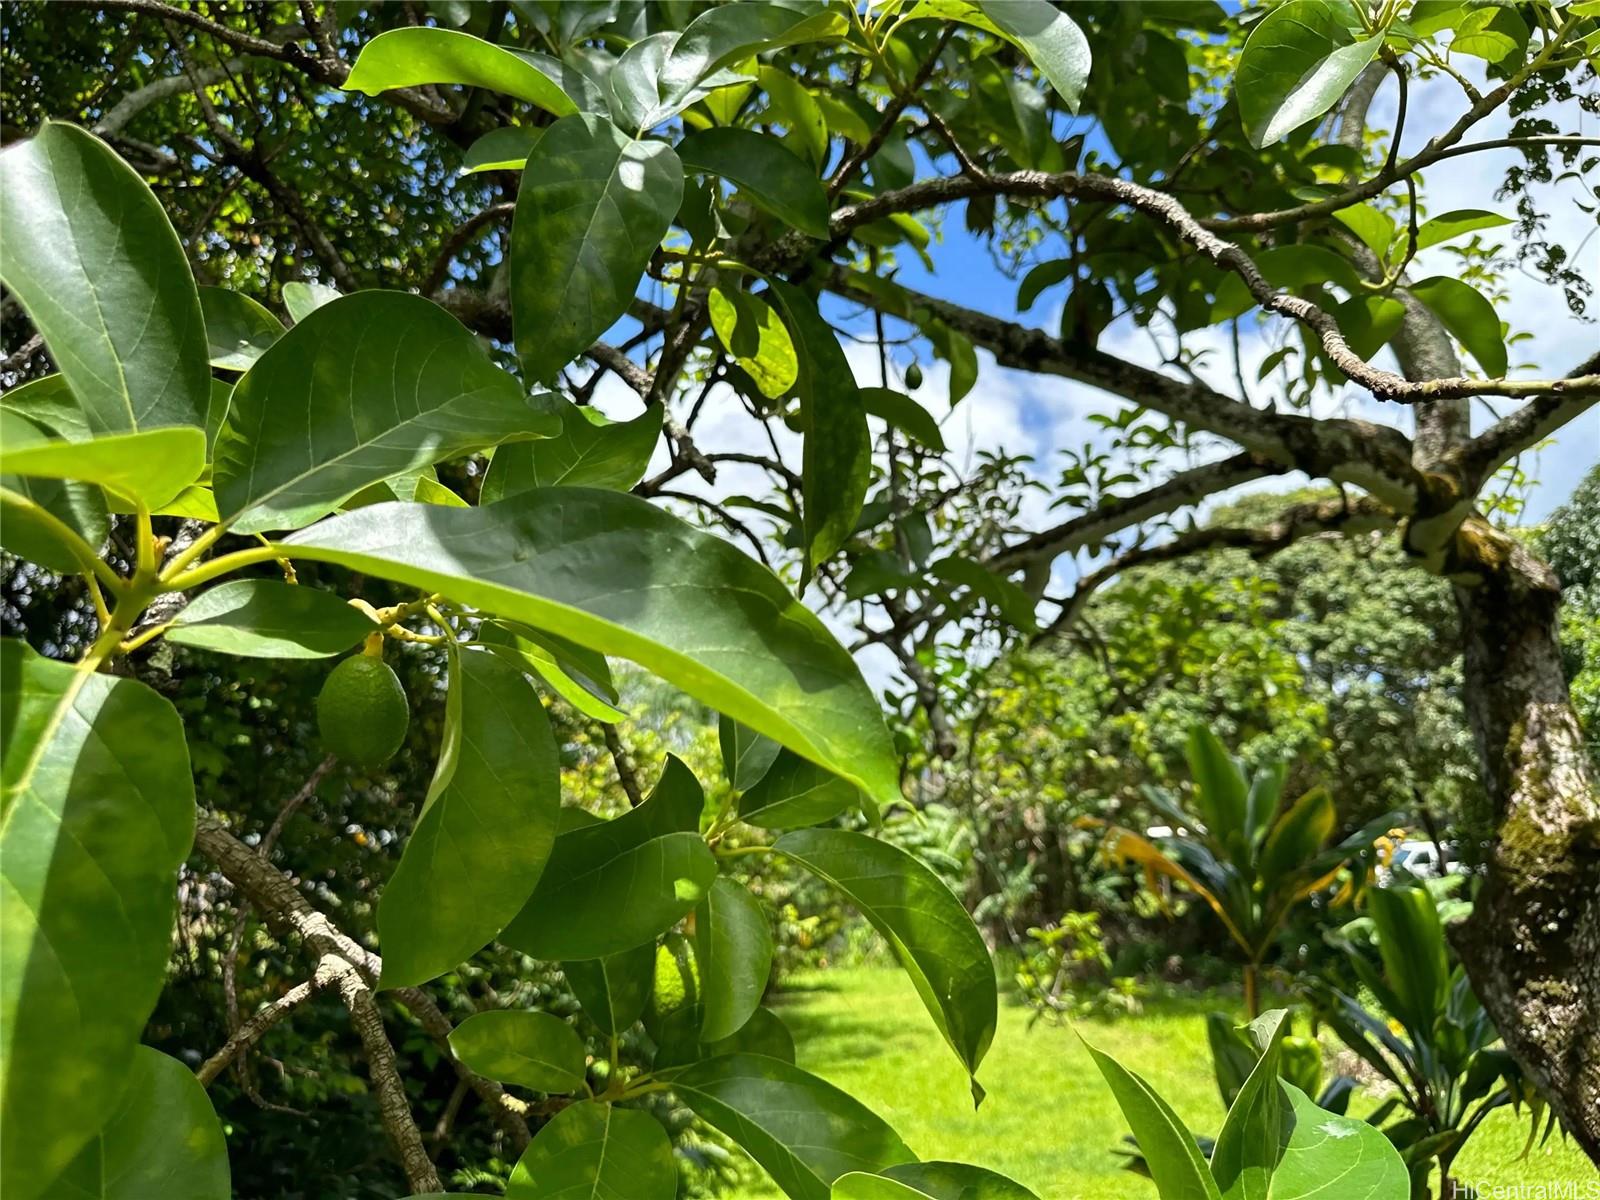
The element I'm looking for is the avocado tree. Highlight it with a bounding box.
[2,0,1598,1188]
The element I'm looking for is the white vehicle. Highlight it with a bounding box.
[1381,839,1460,883]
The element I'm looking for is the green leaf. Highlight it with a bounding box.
[500,796,715,960]
[833,1176,930,1200]
[380,649,560,987]
[1408,276,1507,377]
[773,829,996,1090]
[1236,0,1383,148]
[0,122,210,434]
[1450,5,1528,64]
[281,281,340,323]
[0,373,89,440]
[1331,204,1396,259]
[696,877,774,1042]
[709,287,800,400]
[977,0,1093,113]
[706,1006,796,1063]
[167,580,377,659]
[668,1054,915,1200]
[460,125,545,175]
[344,27,577,114]
[1212,245,1364,323]
[1186,726,1250,846]
[481,398,661,498]
[1210,1010,1290,1200]
[882,1162,1040,1200]
[1084,1038,1222,1200]
[1,640,195,1199]
[759,64,828,167]
[199,286,285,371]
[480,620,627,723]
[930,555,1037,631]
[0,422,204,512]
[719,714,781,791]
[1269,1084,1410,1199]
[740,748,860,829]
[563,944,656,1036]
[610,32,680,132]
[768,282,871,575]
[1017,258,1074,312]
[1414,208,1511,251]
[283,493,900,806]
[504,1102,675,1200]
[1258,787,1335,885]
[511,113,683,384]
[0,473,107,575]
[54,1047,229,1200]
[214,290,558,532]
[679,128,830,238]
[448,1009,586,1093]
[859,387,946,452]
[658,1,843,113]
[1366,885,1448,1037]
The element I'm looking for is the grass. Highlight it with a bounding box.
[728,966,1595,1199]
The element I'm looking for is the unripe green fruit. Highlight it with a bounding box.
[317,653,409,768]
[649,933,700,1025]
[904,362,924,390]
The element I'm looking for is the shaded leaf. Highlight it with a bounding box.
[563,944,656,1036]
[449,1009,586,1093]
[1084,1038,1221,1200]
[460,125,545,175]
[505,1102,675,1200]
[481,398,660,498]
[199,286,284,371]
[882,1162,1041,1200]
[1408,276,1507,377]
[719,714,782,791]
[741,748,861,830]
[697,877,773,1042]
[168,580,377,659]
[679,127,829,238]
[859,387,945,452]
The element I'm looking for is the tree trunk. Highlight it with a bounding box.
[1449,533,1600,1160]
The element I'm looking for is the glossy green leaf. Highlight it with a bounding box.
[505,1102,675,1200]
[480,620,627,723]
[0,122,210,434]
[460,125,544,175]
[214,290,558,532]
[1084,1039,1222,1200]
[768,282,871,575]
[511,113,683,384]
[281,281,340,323]
[773,830,996,1090]
[610,31,681,131]
[668,1054,915,1200]
[697,877,773,1042]
[1187,726,1251,846]
[1270,1084,1410,1199]
[834,1176,930,1200]
[1367,885,1448,1036]
[658,1,842,113]
[719,714,781,791]
[0,424,205,511]
[1408,276,1507,377]
[679,127,829,238]
[0,373,88,440]
[1,640,195,1199]
[167,580,377,659]
[1331,204,1396,259]
[1236,0,1383,148]
[1414,208,1511,251]
[709,287,800,399]
[54,1047,229,1200]
[448,1009,586,1093]
[563,943,656,1036]
[882,1162,1040,1200]
[380,649,560,987]
[930,555,1036,631]
[344,27,577,114]
[706,1005,796,1063]
[859,387,945,452]
[740,748,860,829]
[481,398,661,498]
[1210,1010,1289,1200]
[978,0,1092,113]
[199,286,285,371]
[282,492,901,807]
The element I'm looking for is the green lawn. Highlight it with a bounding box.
[729,967,1595,1199]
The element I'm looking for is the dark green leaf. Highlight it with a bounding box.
[504,1102,675,1200]
[563,944,656,1036]
[697,877,773,1042]
[511,113,683,383]
[0,122,210,434]
[859,387,945,452]
[199,286,285,371]
[774,829,996,1089]
[930,555,1036,631]
[1366,885,1448,1037]
[741,748,860,829]
[1211,245,1364,323]
[214,291,558,532]
[1414,208,1511,251]
[1236,0,1383,147]
[679,128,829,238]
[658,1,842,112]
[719,714,781,791]
[379,649,560,987]
[0,472,107,575]
[0,640,195,1199]
[481,397,661,497]
[882,1162,1040,1200]
[1017,259,1074,312]
[448,1009,586,1093]
[479,620,627,723]
[1186,726,1250,846]
[1408,276,1507,377]
[706,1006,795,1063]
[167,580,377,659]
[1211,1010,1289,1200]
[345,27,578,114]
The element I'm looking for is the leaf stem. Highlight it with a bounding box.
[160,543,290,592]
[0,485,128,595]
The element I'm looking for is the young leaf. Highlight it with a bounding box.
[479,620,627,723]
[0,473,108,576]
[379,649,561,988]
[1186,726,1251,846]
[198,286,285,371]
[1407,276,1507,377]
[562,944,656,1036]
[881,1162,1041,1200]
[859,387,946,452]
[697,877,774,1042]
[460,125,545,175]
[767,282,870,575]
[977,0,1092,113]
[480,398,661,498]
[708,287,800,399]
[1,640,196,1199]
[213,291,559,532]
[1366,885,1449,1037]
[510,113,683,383]
[0,122,211,434]
[1236,0,1383,148]
[0,424,205,511]
[448,1010,586,1093]
[679,127,830,238]
[1084,1038,1223,1200]
[773,829,997,1092]
[1210,1010,1290,1200]
[167,580,377,659]
[344,27,578,115]
[504,1102,675,1200]
[740,748,860,829]
[53,1047,230,1200]
[282,492,902,808]
[719,714,782,791]
[667,1054,915,1200]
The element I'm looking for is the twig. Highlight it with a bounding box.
[601,724,644,807]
